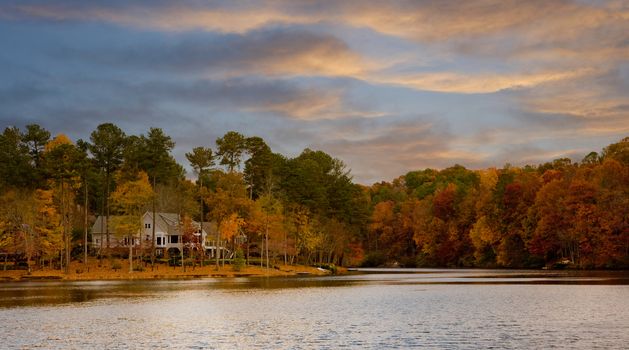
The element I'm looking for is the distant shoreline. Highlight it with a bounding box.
[0,259,338,282]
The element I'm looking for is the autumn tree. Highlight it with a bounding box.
[0,127,33,190]
[602,137,629,165]
[243,136,279,199]
[89,123,127,253]
[216,131,247,172]
[186,146,215,255]
[110,171,154,272]
[204,171,251,268]
[22,124,51,187]
[250,194,285,268]
[123,128,182,265]
[44,134,81,273]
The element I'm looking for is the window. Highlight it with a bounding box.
[157,237,162,246]
[145,223,151,229]
[171,235,179,244]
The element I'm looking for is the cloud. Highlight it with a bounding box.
[132,78,360,120]
[2,0,627,184]
[0,83,50,105]
[0,1,309,33]
[56,28,368,79]
[7,1,626,91]
[509,68,629,137]
[373,68,596,94]
[308,116,482,183]
[7,1,625,50]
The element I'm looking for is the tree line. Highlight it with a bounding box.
[0,123,627,271]
[367,138,629,269]
[0,124,368,272]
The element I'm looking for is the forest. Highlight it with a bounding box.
[0,123,628,271]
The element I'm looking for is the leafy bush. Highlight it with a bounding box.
[111,261,122,270]
[399,256,417,268]
[316,263,338,274]
[360,252,386,267]
[232,249,245,272]
[168,256,181,267]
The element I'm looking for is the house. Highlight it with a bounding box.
[91,215,125,249]
[91,212,228,257]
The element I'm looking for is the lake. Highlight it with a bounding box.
[1,269,628,349]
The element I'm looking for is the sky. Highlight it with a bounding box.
[0,0,627,184]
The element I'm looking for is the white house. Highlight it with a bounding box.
[91,212,227,257]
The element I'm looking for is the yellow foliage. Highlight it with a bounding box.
[220,213,245,240]
[469,216,499,249]
[111,215,141,239]
[110,171,154,214]
[370,201,395,233]
[44,133,73,152]
[479,168,498,191]
[33,189,63,258]
[110,171,154,240]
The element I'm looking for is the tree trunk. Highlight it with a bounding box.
[129,236,133,273]
[84,180,88,264]
[99,189,104,259]
[199,181,205,260]
[221,240,225,268]
[106,171,110,255]
[260,238,264,267]
[264,224,269,269]
[25,227,31,274]
[61,179,70,274]
[215,221,220,270]
[151,175,156,268]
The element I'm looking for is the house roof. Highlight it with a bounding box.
[200,221,218,235]
[145,212,181,235]
[92,212,216,236]
[91,215,116,234]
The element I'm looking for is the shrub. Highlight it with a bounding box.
[399,256,417,268]
[168,256,181,267]
[232,249,245,272]
[360,252,386,267]
[317,263,338,274]
[111,261,122,270]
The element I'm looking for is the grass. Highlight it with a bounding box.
[0,257,337,281]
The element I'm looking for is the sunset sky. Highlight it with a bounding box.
[1,0,627,184]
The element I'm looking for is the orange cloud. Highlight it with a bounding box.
[371,68,596,93]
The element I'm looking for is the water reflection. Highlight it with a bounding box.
[1,269,628,349]
[1,269,627,308]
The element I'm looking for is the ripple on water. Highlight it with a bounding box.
[0,271,628,349]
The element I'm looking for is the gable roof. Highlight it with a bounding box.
[91,215,116,234]
[145,212,181,235]
[92,212,217,235]
[200,221,218,235]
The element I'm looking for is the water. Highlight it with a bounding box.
[1,269,628,349]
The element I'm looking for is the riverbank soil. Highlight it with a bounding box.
[0,258,335,281]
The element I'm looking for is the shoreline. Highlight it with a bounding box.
[0,259,340,282]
